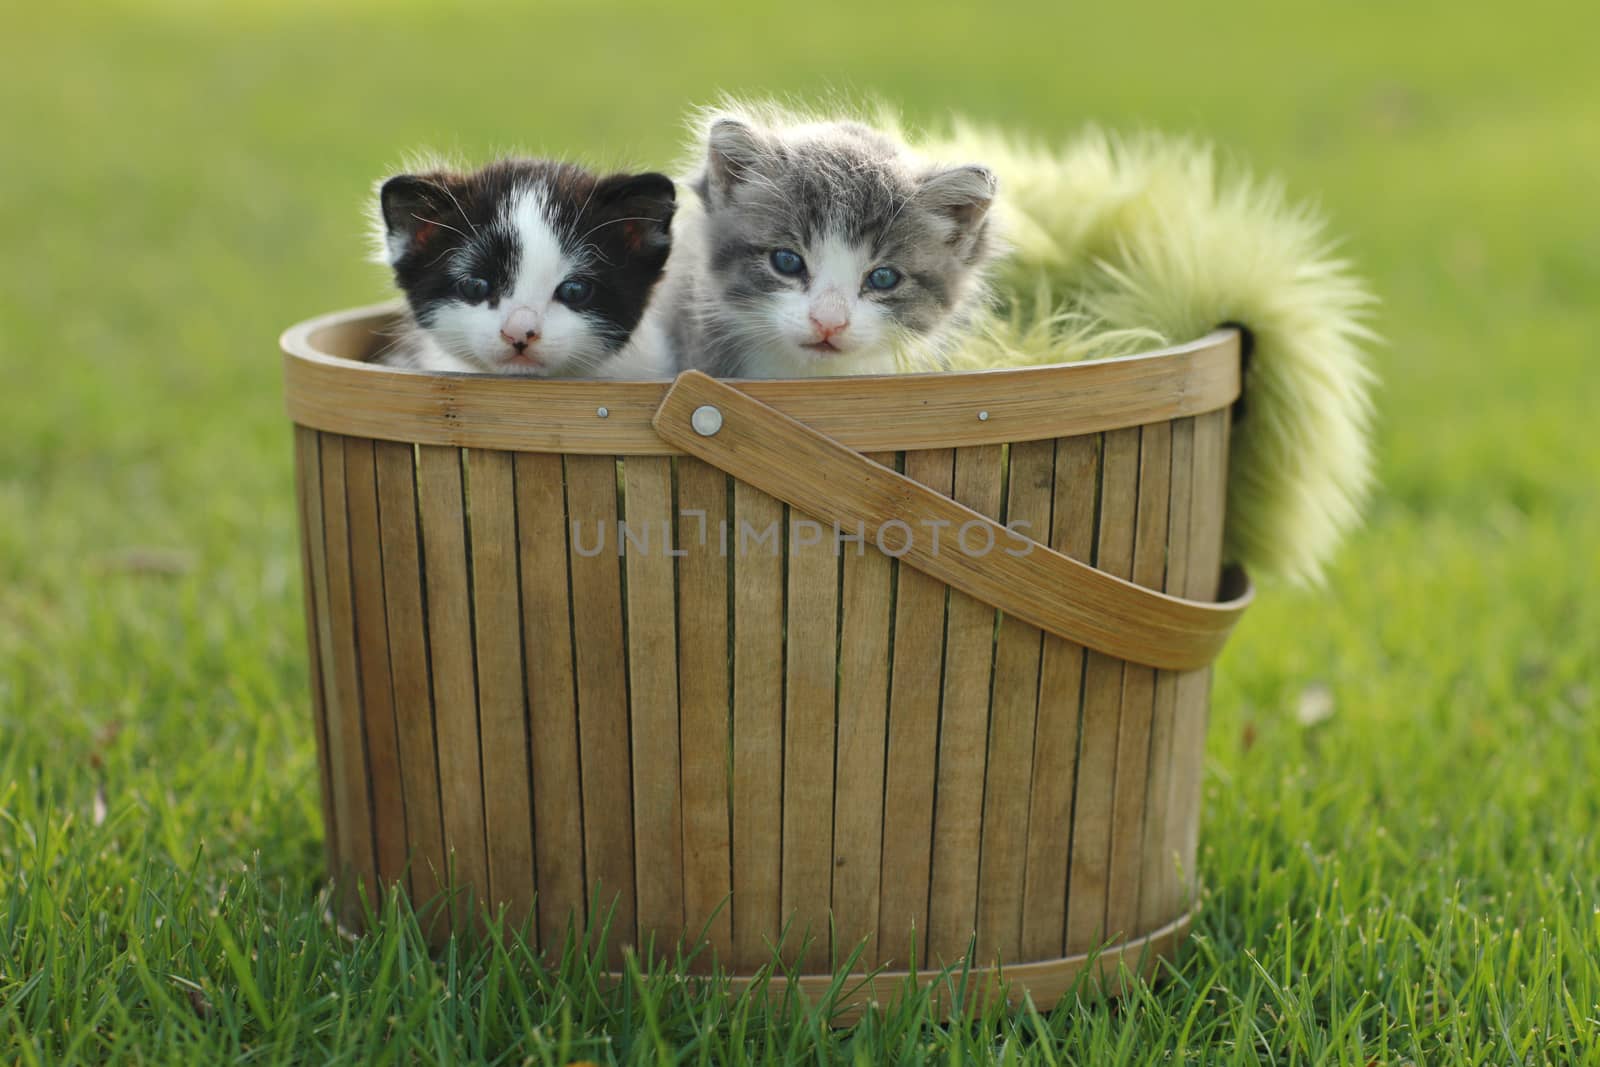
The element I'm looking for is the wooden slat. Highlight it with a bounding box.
[465,449,535,931]
[651,373,1250,673]
[975,438,1055,963]
[1104,423,1172,944]
[781,501,840,970]
[1065,427,1140,954]
[1165,408,1232,908]
[1189,408,1232,603]
[316,434,377,921]
[293,427,338,876]
[877,448,954,965]
[926,444,1005,965]
[1020,434,1099,960]
[343,438,409,888]
[415,444,489,930]
[563,453,636,965]
[513,452,585,952]
[373,440,448,925]
[674,457,732,966]
[830,452,896,968]
[622,455,686,955]
[731,481,785,968]
[1140,418,1195,933]
[285,306,1242,456]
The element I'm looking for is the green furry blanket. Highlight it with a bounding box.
[923,123,1378,587]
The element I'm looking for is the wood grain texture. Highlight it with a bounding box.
[975,438,1055,963]
[1020,434,1099,960]
[877,448,955,966]
[673,457,733,966]
[651,373,1251,673]
[1189,409,1232,605]
[1065,427,1140,954]
[1104,423,1172,944]
[829,452,895,968]
[373,440,448,924]
[926,444,1004,965]
[343,438,409,888]
[1165,408,1232,910]
[512,452,585,952]
[293,427,338,876]
[465,449,535,930]
[730,482,784,968]
[1140,418,1194,933]
[781,500,840,970]
[622,455,686,954]
[316,433,377,921]
[415,444,489,930]
[563,453,636,965]
[284,305,1242,455]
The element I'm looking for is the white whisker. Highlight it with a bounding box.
[436,185,480,239]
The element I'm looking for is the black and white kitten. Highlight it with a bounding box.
[658,107,1000,377]
[374,159,676,376]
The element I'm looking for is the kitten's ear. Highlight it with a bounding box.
[594,171,677,255]
[378,175,455,265]
[702,118,769,202]
[917,164,998,251]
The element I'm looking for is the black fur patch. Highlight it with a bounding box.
[380,159,676,349]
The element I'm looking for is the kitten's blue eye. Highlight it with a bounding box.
[456,276,491,303]
[770,248,805,276]
[866,266,902,291]
[555,278,594,308]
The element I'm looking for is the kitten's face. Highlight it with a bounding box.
[696,119,996,376]
[378,161,675,375]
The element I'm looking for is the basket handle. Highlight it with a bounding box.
[651,371,1251,671]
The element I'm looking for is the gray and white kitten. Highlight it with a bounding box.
[658,109,1000,377]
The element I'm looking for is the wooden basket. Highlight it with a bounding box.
[282,304,1252,1015]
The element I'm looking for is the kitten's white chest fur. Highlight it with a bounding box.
[596,316,674,379]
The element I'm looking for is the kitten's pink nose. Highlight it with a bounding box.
[809,292,850,340]
[500,307,542,350]
[808,312,850,341]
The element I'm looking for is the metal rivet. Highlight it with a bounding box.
[978,410,990,422]
[596,406,609,419]
[691,405,724,436]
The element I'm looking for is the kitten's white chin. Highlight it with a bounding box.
[748,344,899,379]
[483,353,554,376]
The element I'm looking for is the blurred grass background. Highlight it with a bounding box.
[2,0,1598,1062]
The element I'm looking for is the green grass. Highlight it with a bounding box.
[3,0,1599,1062]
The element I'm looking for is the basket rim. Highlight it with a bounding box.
[663,910,1194,1023]
[282,302,1241,455]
